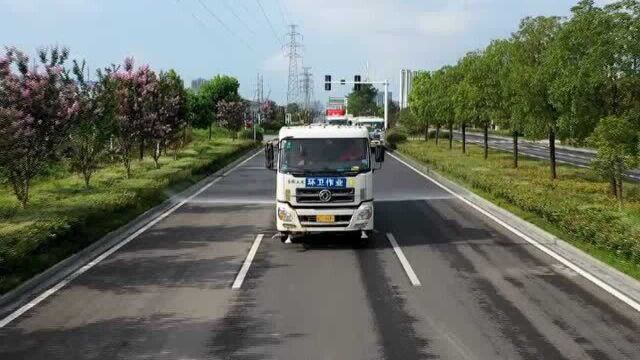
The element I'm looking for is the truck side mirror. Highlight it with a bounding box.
[374,146,385,163]
[265,143,275,170]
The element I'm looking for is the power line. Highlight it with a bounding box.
[195,0,256,52]
[255,0,283,46]
[275,0,290,28]
[221,0,256,36]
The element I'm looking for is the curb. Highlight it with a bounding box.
[390,150,640,312]
[0,145,263,319]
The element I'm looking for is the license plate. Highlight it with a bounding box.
[316,215,335,223]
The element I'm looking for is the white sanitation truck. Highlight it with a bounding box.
[354,116,386,149]
[265,124,385,243]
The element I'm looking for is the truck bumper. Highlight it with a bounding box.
[276,202,374,233]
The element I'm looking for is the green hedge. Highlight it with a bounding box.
[385,127,409,149]
[399,141,640,267]
[0,131,257,294]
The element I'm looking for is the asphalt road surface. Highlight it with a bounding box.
[1,150,640,359]
[454,132,640,181]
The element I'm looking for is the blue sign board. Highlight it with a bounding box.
[305,177,347,188]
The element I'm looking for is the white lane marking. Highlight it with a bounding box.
[389,152,640,313]
[232,234,264,289]
[386,233,422,287]
[0,149,263,329]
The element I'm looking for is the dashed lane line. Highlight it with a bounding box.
[386,233,422,287]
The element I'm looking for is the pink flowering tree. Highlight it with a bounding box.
[111,58,157,177]
[0,47,79,207]
[260,99,276,123]
[148,69,187,167]
[216,100,247,139]
[67,60,117,187]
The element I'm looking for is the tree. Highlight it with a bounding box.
[453,53,486,154]
[67,60,116,187]
[347,84,378,116]
[0,47,79,207]
[111,57,157,178]
[409,71,434,141]
[397,108,419,135]
[589,116,639,209]
[511,16,563,179]
[216,100,247,138]
[483,39,519,165]
[432,66,460,150]
[148,69,187,168]
[197,75,240,139]
[260,99,276,123]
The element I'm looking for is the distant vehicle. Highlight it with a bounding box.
[265,125,385,244]
[325,115,351,126]
[354,117,385,148]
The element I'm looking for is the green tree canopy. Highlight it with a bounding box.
[347,84,378,116]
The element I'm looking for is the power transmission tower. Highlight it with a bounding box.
[285,24,303,106]
[300,66,313,110]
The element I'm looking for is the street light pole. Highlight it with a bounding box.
[384,81,389,130]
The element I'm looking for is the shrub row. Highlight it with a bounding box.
[0,133,257,293]
[399,141,640,266]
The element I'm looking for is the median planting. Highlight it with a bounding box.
[399,140,640,279]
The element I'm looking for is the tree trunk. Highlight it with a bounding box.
[209,123,212,140]
[462,123,467,154]
[139,138,144,161]
[549,129,557,180]
[83,170,91,189]
[448,123,453,150]
[617,162,624,210]
[513,131,519,168]
[424,123,429,142]
[435,125,440,145]
[20,178,29,208]
[610,176,618,197]
[483,124,489,160]
[154,141,161,169]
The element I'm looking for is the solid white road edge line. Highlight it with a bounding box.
[386,233,422,287]
[0,149,263,329]
[389,152,640,313]
[232,234,265,289]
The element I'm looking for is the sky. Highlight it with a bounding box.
[0,0,615,106]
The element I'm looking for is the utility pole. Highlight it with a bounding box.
[285,24,303,107]
[254,72,264,141]
[300,66,313,111]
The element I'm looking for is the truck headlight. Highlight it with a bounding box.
[278,207,294,222]
[356,206,373,221]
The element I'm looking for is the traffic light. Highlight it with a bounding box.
[340,79,346,85]
[354,75,361,91]
[324,75,331,91]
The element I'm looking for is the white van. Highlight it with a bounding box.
[265,125,385,243]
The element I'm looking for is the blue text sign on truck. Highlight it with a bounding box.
[305,177,347,188]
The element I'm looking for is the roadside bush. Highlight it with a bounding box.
[237,128,254,140]
[386,127,408,149]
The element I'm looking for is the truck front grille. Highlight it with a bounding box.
[295,188,355,203]
[298,215,353,223]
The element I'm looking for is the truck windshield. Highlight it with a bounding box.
[327,119,349,125]
[359,122,384,131]
[279,138,370,175]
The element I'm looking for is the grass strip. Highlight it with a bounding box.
[0,130,257,294]
[398,140,640,280]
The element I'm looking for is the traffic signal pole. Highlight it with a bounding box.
[324,79,390,129]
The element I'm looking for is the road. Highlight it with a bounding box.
[1,149,640,359]
[454,132,640,181]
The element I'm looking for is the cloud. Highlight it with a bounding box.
[262,49,289,73]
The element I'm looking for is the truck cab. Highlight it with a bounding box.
[265,125,385,243]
